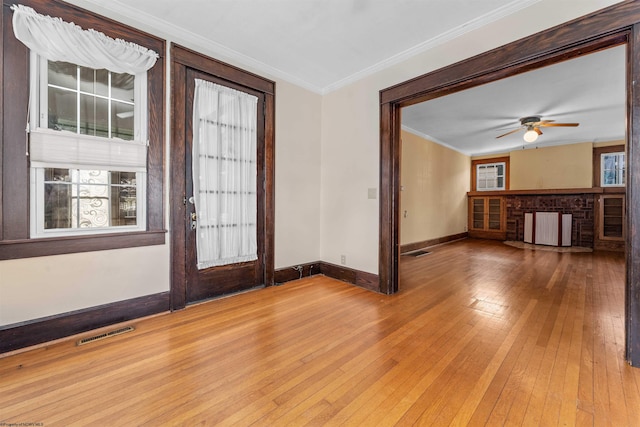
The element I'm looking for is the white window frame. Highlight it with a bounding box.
[476,162,506,191]
[601,151,625,187]
[29,53,148,238]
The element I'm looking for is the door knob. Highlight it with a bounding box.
[190,212,197,230]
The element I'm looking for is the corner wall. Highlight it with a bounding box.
[400,130,469,246]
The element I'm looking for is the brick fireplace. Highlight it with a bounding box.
[504,193,595,248]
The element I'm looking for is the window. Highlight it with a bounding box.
[0,1,165,260]
[476,162,506,191]
[601,152,625,186]
[29,57,147,238]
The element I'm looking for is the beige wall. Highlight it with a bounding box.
[510,143,593,189]
[274,81,322,267]
[474,139,627,192]
[400,130,469,245]
[0,246,170,325]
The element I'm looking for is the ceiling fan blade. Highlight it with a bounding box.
[496,127,523,139]
[538,122,579,127]
[535,127,543,135]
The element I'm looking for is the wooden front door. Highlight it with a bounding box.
[183,69,265,304]
[170,44,275,310]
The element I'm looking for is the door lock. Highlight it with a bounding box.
[190,212,197,230]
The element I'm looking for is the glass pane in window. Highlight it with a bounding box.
[604,171,616,185]
[497,177,504,188]
[73,170,109,227]
[111,171,137,226]
[111,73,135,102]
[77,182,110,228]
[602,153,625,186]
[74,169,109,185]
[44,182,72,229]
[44,168,71,182]
[111,185,137,226]
[80,67,109,97]
[79,95,109,138]
[48,61,77,89]
[497,164,504,176]
[111,101,135,140]
[48,86,77,132]
[42,169,139,232]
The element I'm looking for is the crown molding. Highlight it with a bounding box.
[321,0,541,94]
[64,0,539,95]
[401,125,471,156]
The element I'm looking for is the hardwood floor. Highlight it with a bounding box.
[1,239,639,425]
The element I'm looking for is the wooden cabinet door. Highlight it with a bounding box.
[468,196,506,240]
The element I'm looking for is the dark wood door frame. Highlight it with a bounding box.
[170,44,275,310]
[379,2,640,365]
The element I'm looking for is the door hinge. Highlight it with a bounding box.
[263,102,266,117]
[183,196,187,205]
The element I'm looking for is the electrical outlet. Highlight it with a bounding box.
[341,255,346,265]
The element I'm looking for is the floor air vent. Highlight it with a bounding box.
[77,325,135,346]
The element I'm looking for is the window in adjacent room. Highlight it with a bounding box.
[601,152,625,187]
[476,162,506,191]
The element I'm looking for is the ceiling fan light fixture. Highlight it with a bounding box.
[523,127,538,142]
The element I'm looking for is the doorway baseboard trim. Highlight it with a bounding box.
[400,232,468,254]
[0,292,170,354]
[320,262,379,292]
[274,261,380,292]
[274,262,322,284]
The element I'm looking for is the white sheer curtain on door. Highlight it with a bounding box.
[192,79,258,269]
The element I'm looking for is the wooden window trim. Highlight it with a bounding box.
[0,0,166,260]
[593,144,625,189]
[471,157,510,191]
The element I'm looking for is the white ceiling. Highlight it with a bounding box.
[67,0,538,93]
[402,45,626,156]
[63,0,625,156]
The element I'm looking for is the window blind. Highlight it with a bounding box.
[29,128,147,172]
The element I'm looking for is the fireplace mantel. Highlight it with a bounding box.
[467,187,624,197]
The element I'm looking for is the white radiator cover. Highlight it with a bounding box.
[536,212,560,246]
[524,213,534,244]
[523,212,572,247]
[561,214,572,247]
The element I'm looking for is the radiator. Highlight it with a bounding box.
[523,212,572,247]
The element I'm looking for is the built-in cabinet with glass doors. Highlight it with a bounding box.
[468,196,506,240]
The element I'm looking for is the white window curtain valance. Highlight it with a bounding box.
[29,128,147,172]
[192,79,258,269]
[11,4,158,74]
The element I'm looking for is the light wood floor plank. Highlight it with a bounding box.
[1,239,638,426]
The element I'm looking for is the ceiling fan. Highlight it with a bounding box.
[496,116,579,142]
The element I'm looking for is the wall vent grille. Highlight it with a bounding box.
[76,325,135,346]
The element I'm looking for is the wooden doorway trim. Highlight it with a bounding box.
[170,44,275,310]
[379,2,640,365]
